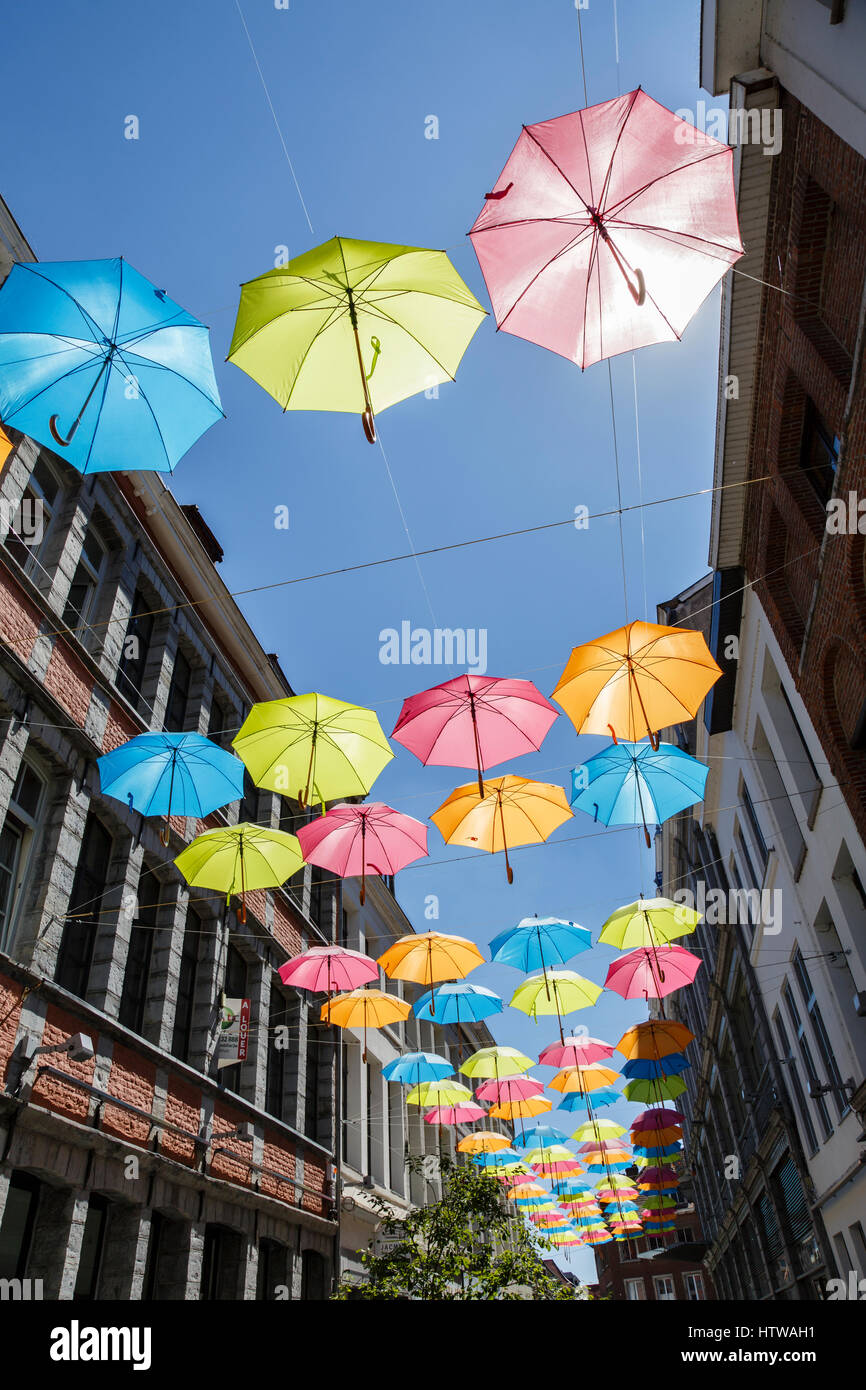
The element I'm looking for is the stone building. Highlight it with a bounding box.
[594,1207,714,1302]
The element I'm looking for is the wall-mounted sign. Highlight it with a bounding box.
[217,997,250,1068]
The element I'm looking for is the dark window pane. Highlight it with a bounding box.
[56,815,113,998]
[0,1173,40,1278]
[172,910,201,1063]
[164,650,192,731]
[73,1196,109,1300]
[119,888,157,1034]
[116,590,155,710]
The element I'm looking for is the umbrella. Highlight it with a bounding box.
[548,1065,620,1094]
[623,1075,687,1104]
[457,1131,513,1155]
[571,739,709,847]
[430,775,572,884]
[321,988,411,1062]
[468,88,743,370]
[232,693,393,810]
[571,1118,627,1141]
[0,423,12,469]
[621,1054,690,1080]
[616,1020,695,1061]
[605,945,702,1001]
[557,1087,619,1113]
[513,1125,571,1149]
[426,1103,487,1126]
[538,1035,614,1068]
[392,673,557,799]
[510,970,602,1042]
[461,1046,533,1079]
[381,1051,454,1086]
[552,621,721,749]
[97,732,244,846]
[472,1147,523,1167]
[278,944,379,993]
[227,236,485,442]
[638,1166,680,1185]
[490,1096,552,1120]
[600,896,700,949]
[413,981,503,1025]
[475,1076,544,1103]
[405,1080,473,1107]
[174,822,304,924]
[631,1127,682,1147]
[298,802,428,906]
[379,933,484,1017]
[0,258,223,473]
[489,918,591,987]
[630,1107,686,1128]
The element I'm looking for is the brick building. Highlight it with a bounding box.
[594,1208,714,1302]
[0,198,340,1299]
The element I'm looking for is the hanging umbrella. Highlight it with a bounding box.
[457,1131,513,1155]
[509,970,602,1043]
[552,621,721,749]
[600,896,700,949]
[298,802,428,906]
[227,236,485,443]
[571,1118,627,1141]
[0,258,223,473]
[616,1020,695,1060]
[621,1054,690,1080]
[475,1076,544,1103]
[426,1103,487,1126]
[571,739,709,847]
[549,1065,620,1094]
[381,1051,454,1086]
[489,918,591,989]
[623,1075,687,1104]
[97,732,244,846]
[557,1087,619,1113]
[538,1035,614,1068]
[513,1125,571,1149]
[638,1166,680,1186]
[321,987,411,1062]
[430,775,572,884]
[278,944,379,993]
[232,693,393,811]
[392,674,557,799]
[379,932,484,1018]
[605,945,702,1000]
[471,1147,524,1168]
[631,1127,683,1147]
[630,1107,686,1128]
[468,88,743,370]
[413,981,503,1024]
[490,1096,552,1120]
[0,423,12,469]
[405,1080,473,1107]
[461,1046,533,1080]
[174,822,304,925]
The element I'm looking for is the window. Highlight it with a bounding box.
[55,813,113,998]
[799,399,839,505]
[3,455,59,571]
[834,1231,853,1278]
[653,1274,676,1300]
[309,865,328,931]
[783,981,832,1140]
[208,695,230,746]
[774,1009,819,1154]
[300,1249,328,1300]
[847,1222,866,1278]
[683,1271,704,1300]
[172,908,203,1063]
[760,654,822,826]
[61,520,106,632]
[116,589,155,711]
[751,719,807,877]
[164,649,192,732]
[73,1195,110,1300]
[119,878,157,1034]
[256,1238,289,1300]
[624,1278,645,1300]
[224,942,248,1001]
[792,948,849,1119]
[200,1224,243,1300]
[0,1172,41,1278]
[741,779,770,871]
[305,1029,322,1142]
[266,986,292,1123]
[0,760,45,953]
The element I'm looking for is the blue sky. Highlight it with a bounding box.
[3,0,721,1280]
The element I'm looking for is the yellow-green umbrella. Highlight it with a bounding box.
[227,236,486,443]
[406,1080,473,1107]
[460,1046,533,1080]
[174,822,304,924]
[599,895,699,949]
[509,969,603,1043]
[232,692,393,810]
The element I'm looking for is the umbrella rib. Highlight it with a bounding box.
[13,262,113,345]
[602,146,735,221]
[606,219,743,262]
[597,88,642,215]
[107,348,173,470]
[116,341,223,413]
[353,300,459,383]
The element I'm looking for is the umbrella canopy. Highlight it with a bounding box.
[600,896,700,950]
[232,693,393,809]
[413,981,502,1024]
[461,1046,534,1080]
[490,1096,552,1120]
[227,236,485,442]
[630,1108,686,1128]
[638,1166,680,1185]
[538,1035,614,1068]
[468,89,743,370]
[489,917,591,972]
[392,673,557,798]
[571,1119,627,1141]
[381,1051,454,1086]
[552,621,721,748]
[379,933,484,1017]
[617,1020,695,1060]
[298,802,428,905]
[605,945,702,1000]
[405,1079,473,1107]
[424,1103,486,1126]
[278,944,379,993]
[621,1054,690,1080]
[513,1125,571,1149]
[557,1087,620,1113]
[475,1076,544,1103]
[322,988,412,1061]
[623,1075,687,1104]
[549,1064,620,1094]
[174,823,304,924]
[457,1131,512,1154]
[571,740,709,847]
[430,774,572,884]
[510,971,602,1039]
[0,258,222,473]
[631,1127,683,1147]
[97,732,243,844]
[471,1147,523,1167]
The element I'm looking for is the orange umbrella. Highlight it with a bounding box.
[457,1131,513,1155]
[552,621,721,749]
[631,1126,682,1147]
[617,1019,695,1059]
[0,424,12,471]
[377,931,483,1018]
[430,775,572,884]
[548,1065,620,1094]
[490,1095,553,1120]
[321,987,411,1062]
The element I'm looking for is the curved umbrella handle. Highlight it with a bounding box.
[362,408,377,444]
[628,268,646,306]
[49,414,79,447]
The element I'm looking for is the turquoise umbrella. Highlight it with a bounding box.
[571,739,709,846]
[97,732,244,846]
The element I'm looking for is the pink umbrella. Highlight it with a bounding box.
[278,944,378,993]
[469,88,744,370]
[638,1166,679,1185]
[604,945,701,1000]
[538,1035,614,1068]
[296,801,428,906]
[630,1107,685,1128]
[475,1075,544,1103]
[392,674,557,799]
[424,1103,487,1126]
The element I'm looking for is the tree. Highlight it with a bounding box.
[333,1156,585,1300]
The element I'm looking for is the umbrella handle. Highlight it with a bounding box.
[607,725,618,744]
[643,825,652,849]
[362,408,376,443]
[49,414,79,447]
[627,268,646,306]
[160,822,171,847]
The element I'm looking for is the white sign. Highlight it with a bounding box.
[217,997,250,1069]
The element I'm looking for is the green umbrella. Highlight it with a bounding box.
[622,1074,687,1104]
[227,237,486,442]
[174,822,304,925]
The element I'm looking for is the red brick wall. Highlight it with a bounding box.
[209,1102,254,1187]
[101,701,141,753]
[261,1132,298,1203]
[0,567,41,661]
[301,1152,326,1217]
[0,977,24,1086]
[43,640,92,726]
[161,1076,200,1165]
[101,1042,156,1145]
[273,896,303,957]
[30,1004,96,1122]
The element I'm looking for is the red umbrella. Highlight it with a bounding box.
[604,945,701,1000]
[278,944,378,993]
[538,1035,614,1068]
[296,801,427,906]
[392,674,557,799]
[469,88,743,370]
[630,1107,685,1129]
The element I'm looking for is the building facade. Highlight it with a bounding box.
[594,1208,714,1302]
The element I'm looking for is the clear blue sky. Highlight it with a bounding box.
[3,0,721,1282]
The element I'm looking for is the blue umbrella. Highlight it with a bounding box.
[556,1087,620,1113]
[489,916,591,973]
[621,1054,690,1080]
[513,1125,570,1149]
[472,1148,523,1167]
[98,732,244,845]
[0,258,223,474]
[414,981,503,1023]
[382,1051,453,1085]
[570,739,709,847]
[633,1144,683,1160]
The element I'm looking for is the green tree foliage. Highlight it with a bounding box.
[333,1157,585,1301]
